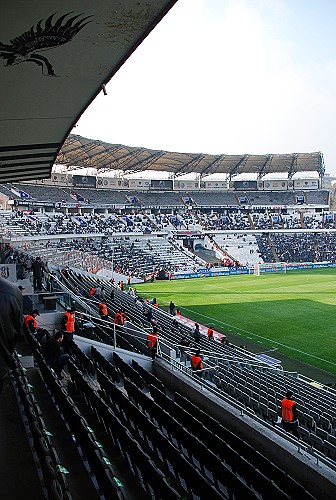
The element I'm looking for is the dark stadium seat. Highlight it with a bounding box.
[131,360,166,393]
[309,433,324,452]
[324,442,336,461]
[91,347,121,384]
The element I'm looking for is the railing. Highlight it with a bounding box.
[158,347,336,474]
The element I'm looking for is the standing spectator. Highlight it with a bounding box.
[191,349,204,376]
[0,277,23,394]
[144,307,153,324]
[44,332,70,379]
[61,307,76,353]
[98,300,108,320]
[193,323,201,344]
[169,300,175,315]
[99,286,105,301]
[147,326,158,360]
[110,288,115,302]
[32,256,43,291]
[179,335,191,360]
[281,391,300,438]
[120,309,126,325]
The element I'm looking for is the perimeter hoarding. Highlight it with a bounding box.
[172,262,336,279]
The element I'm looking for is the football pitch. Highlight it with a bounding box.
[136,268,336,376]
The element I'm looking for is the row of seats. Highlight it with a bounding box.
[31,346,126,500]
[67,360,186,499]
[11,353,72,500]
[71,339,316,499]
[59,269,336,464]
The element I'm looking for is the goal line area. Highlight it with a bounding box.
[250,262,289,275]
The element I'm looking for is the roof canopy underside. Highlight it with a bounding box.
[0,0,177,183]
[57,134,325,178]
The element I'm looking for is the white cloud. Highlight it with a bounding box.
[76,0,336,174]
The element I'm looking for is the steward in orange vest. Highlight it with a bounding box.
[98,301,108,320]
[61,307,76,354]
[114,310,123,325]
[207,327,214,340]
[61,308,76,333]
[89,287,96,296]
[24,310,39,334]
[146,328,158,359]
[281,391,300,438]
[24,310,49,342]
[191,350,204,376]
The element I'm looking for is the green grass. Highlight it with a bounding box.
[136,269,336,375]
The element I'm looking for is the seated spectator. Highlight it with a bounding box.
[44,331,70,379]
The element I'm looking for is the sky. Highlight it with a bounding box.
[75,0,336,176]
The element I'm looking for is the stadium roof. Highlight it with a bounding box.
[57,134,325,178]
[0,0,177,183]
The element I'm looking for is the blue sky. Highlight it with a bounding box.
[76,0,336,175]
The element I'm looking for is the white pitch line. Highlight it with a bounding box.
[180,305,336,368]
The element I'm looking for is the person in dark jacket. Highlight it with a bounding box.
[44,332,70,379]
[169,301,175,315]
[193,323,201,343]
[32,256,43,291]
[0,277,23,393]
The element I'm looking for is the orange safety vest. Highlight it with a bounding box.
[147,333,158,350]
[191,355,204,371]
[99,303,108,316]
[281,398,296,422]
[207,328,214,338]
[89,287,96,296]
[63,311,75,333]
[114,312,122,325]
[24,315,37,329]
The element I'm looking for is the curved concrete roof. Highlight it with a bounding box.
[57,134,325,178]
[0,0,177,183]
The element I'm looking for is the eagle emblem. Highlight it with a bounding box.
[0,12,93,76]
